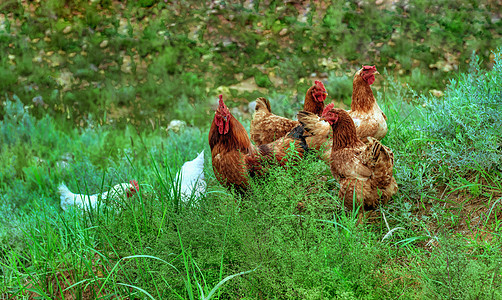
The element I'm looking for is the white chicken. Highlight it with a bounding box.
[58,180,139,212]
[172,151,206,202]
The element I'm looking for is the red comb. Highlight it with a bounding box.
[314,80,326,91]
[362,65,377,72]
[217,94,230,113]
[130,180,139,191]
[322,103,335,117]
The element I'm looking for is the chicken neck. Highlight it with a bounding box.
[331,114,363,150]
[351,76,376,112]
[209,115,253,153]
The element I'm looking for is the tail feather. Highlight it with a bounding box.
[180,151,205,182]
[255,97,271,113]
[297,110,331,137]
[297,110,331,153]
[287,125,309,153]
[58,182,75,211]
[297,111,319,132]
[58,183,71,197]
[195,150,205,180]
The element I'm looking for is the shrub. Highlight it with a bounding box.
[416,50,502,172]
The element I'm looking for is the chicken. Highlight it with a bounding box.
[209,95,308,192]
[322,107,397,210]
[59,180,139,212]
[250,80,328,145]
[349,65,387,141]
[297,66,388,160]
[297,103,335,161]
[172,150,207,202]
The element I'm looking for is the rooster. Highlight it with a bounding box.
[209,95,308,191]
[298,66,388,160]
[172,151,207,202]
[58,180,139,212]
[322,107,397,210]
[250,80,328,145]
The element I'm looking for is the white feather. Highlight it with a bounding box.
[352,117,361,128]
[173,150,207,202]
[58,182,137,212]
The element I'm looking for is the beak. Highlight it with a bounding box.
[374,71,380,75]
[323,91,328,96]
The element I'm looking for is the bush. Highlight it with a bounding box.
[417,50,502,172]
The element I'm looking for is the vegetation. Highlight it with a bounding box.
[1,0,501,125]
[1,0,502,299]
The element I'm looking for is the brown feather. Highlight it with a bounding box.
[325,108,397,210]
[250,97,300,146]
[300,67,388,156]
[297,110,332,161]
[350,74,375,113]
[348,67,388,141]
[250,82,327,145]
[210,97,308,192]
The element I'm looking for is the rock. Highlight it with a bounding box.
[234,73,244,81]
[56,153,74,169]
[231,107,242,119]
[121,55,132,73]
[318,57,339,70]
[118,19,129,36]
[167,120,187,133]
[430,89,444,98]
[215,86,232,101]
[56,70,74,91]
[100,40,109,48]
[279,28,288,36]
[248,100,257,112]
[32,95,45,106]
[63,26,72,34]
[227,77,267,94]
[268,71,283,87]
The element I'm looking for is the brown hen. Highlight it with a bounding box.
[323,107,397,210]
[349,65,387,141]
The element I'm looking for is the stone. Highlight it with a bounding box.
[167,120,187,133]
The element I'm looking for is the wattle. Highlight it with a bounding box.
[215,117,229,134]
[365,75,375,85]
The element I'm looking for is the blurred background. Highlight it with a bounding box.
[1,0,500,128]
